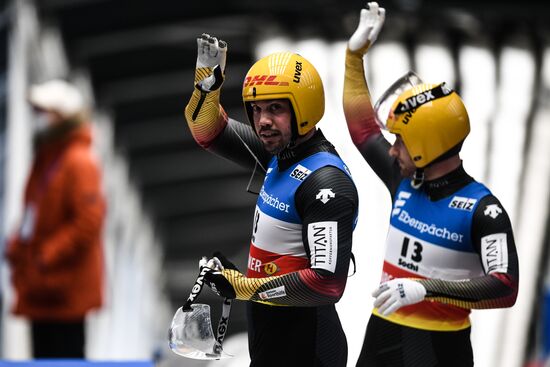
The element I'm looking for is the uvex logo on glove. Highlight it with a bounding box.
[372,278,427,316]
[397,283,405,298]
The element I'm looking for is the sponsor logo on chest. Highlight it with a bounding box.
[264,262,279,275]
[248,255,263,273]
[259,187,290,213]
[449,196,477,211]
[396,210,464,243]
[289,164,311,181]
[392,191,412,216]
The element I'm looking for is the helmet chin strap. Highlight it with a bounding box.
[411,168,425,189]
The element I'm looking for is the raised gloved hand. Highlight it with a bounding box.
[201,252,242,299]
[372,278,427,316]
[195,33,227,92]
[348,2,386,54]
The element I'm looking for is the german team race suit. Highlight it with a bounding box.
[185,69,359,366]
[343,49,519,366]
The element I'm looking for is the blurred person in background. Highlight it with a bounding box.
[4,79,105,359]
[184,34,359,366]
[343,3,519,366]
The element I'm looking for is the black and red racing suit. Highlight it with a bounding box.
[343,48,519,366]
[185,69,358,366]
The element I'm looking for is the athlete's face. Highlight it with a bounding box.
[251,99,293,154]
[389,135,416,177]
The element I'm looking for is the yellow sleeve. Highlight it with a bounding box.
[222,269,276,304]
[223,267,345,307]
[184,66,228,149]
[343,49,380,147]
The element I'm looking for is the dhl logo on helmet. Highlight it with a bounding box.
[244,75,289,87]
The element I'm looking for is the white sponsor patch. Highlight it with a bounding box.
[259,285,286,300]
[289,164,311,181]
[308,221,338,273]
[448,196,477,211]
[481,233,508,274]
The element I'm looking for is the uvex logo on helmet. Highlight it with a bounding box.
[394,83,453,124]
[396,90,437,113]
[293,61,303,83]
[243,75,289,87]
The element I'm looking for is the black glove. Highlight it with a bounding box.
[212,251,239,270]
[200,252,240,299]
[196,64,224,92]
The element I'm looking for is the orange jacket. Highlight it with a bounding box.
[5,122,105,321]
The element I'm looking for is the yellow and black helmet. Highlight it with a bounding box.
[242,52,325,137]
[384,82,470,168]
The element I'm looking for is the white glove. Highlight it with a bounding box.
[348,2,386,53]
[372,278,426,316]
[196,33,227,70]
[195,33,227,91]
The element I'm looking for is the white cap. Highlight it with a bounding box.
[28,79,85,119]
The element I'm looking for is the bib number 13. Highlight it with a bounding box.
[401,236,423,262]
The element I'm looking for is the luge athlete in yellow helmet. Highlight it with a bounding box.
[343,3,518,367]
[185,34,358,366]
